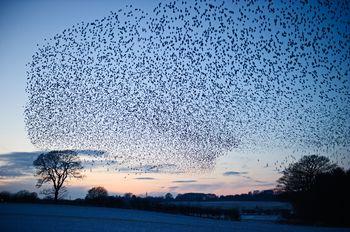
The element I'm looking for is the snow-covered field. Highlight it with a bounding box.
[0,203,349,232]
[169,201,292,222]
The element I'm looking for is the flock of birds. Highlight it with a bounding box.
[25,0,350,173]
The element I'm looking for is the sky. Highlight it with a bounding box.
[0,0,349,199]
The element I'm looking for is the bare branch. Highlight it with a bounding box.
[33,150,84,201]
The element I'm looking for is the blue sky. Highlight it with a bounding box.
[0,0,152,153]
[0,0,349,198]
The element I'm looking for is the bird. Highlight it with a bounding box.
[25,0,350,174]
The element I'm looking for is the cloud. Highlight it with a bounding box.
[250,179,276,187]
[236,177,276,188]
[233,175,277,188]
[0,150,106,178]
[0,167,28,179]
[168,186,179,191]
[118,163,181,174]
[174,183,226,192]
[0,151,41,178]
[172,180,197,183]
[223,171,248,176]
[0,178,37,193]
[253,182,276,187]
[134,177,156,180]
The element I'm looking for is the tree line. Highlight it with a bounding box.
[0,187,240,221]
[1,150,349,226]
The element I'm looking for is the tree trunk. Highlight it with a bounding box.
[54,189,59,202]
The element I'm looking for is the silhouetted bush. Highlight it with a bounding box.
[85,186,109,203]
[13,190,38,202]
[165,192,174,201]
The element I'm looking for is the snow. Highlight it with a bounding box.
[170,201,292,222]
[0,203,349,232]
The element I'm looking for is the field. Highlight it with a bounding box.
[0,203,349,232]
[169,200,292,222]
[170,200,292,210]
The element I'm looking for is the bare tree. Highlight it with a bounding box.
[33,150,83,201]
[277,155,337,192]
